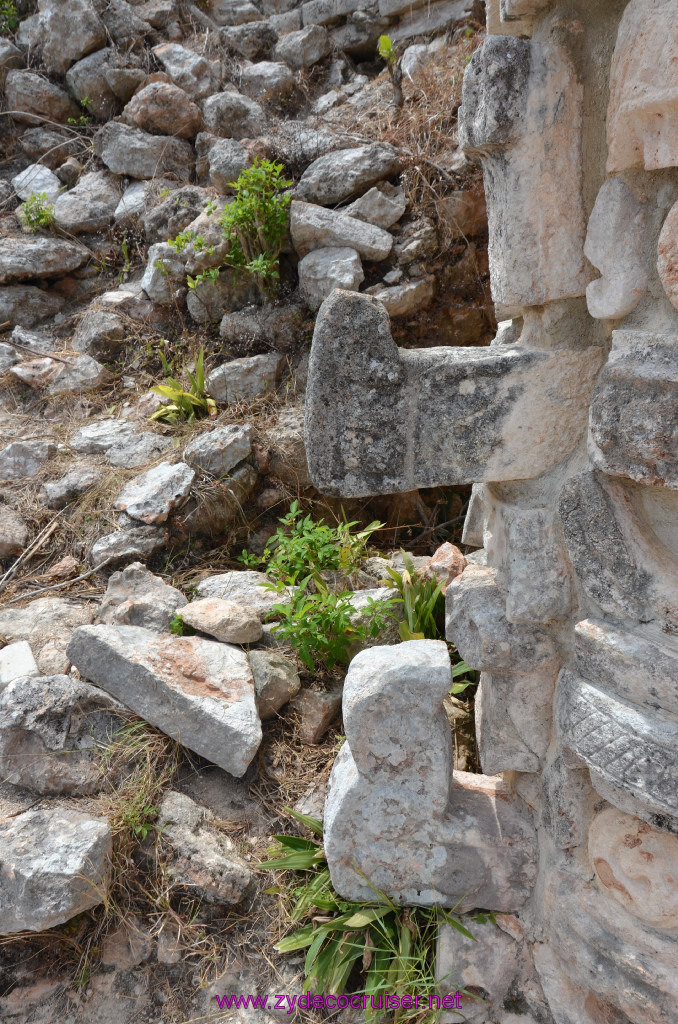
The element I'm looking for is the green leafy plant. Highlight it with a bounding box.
[243,500,383,582]
[218,158,292,292]
[268,578,393,672]
[18,192,56,233]
[262,809,478,1014]
[150,346,217,425]
[378,34,404,108]
[167,228,196,253]
[0,1,18,34]
[381,551,445,641]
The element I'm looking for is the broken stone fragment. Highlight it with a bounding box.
[0,504,28,558]
[0,641,39,690]
[157,791,254,904]
[0,237,87,285]
[11,163,61,202]
[344,184,407,230]
[53,171,120,234]
[152,42,216,99]
[107,432,173,469]
[206,353,284,403]
[249,649,300,718]
[298,246,364,310]
[657,199,678,310]
[0,808,111,934]
[180,597,263,644]
[274,24,330,68]
[67,625,262,776]
[0,440,56,481]
[113,461,196,524]
[4,69,80,124]
[40,465,102,510]
[184,424,252,478]
[196,570,292,621]
[369,276,434,317]
[0,674,124,794]
[239,61,295,100]
[290,201,393,260]
[295,143,400,206]
[90,526,165,566]
[98,562,187,632]
[93,122,195,180]
[304,290,603,496]
[70,418,138,454]
[292,688,342,744]
[0,597,94,676]
[36,0,106,75]
[121,81,203,139]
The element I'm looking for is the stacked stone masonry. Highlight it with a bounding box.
[305,1,678,1021]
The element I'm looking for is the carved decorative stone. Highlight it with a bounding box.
[305,291,602,496]
[458,36,587,309]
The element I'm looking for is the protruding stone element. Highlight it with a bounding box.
[606,0,678,172]
[180,598,263,644]
[588,330,678,489]
[98,562,187,632]
[556,665,678,832]
[0,440,56,480]
[0,238,87,285]
[290,202,393,261]
[36,0,106,75]
[295,143,401,206]
[458,37,587,308]
[121,81,203,139]
[0,808,111,933]
[249,649,300,718]
[157,791,253,904]
[152,42,216,99]
[305,291,603,496]
[184,424,252,477]
[67,625,262,777]
[239,61,295,100]
[0,675,123,795]
[53,171,120,234]
[11,164,61,202]
[344,185,407,230]
[113,461,196,524]
[324,641,537,910]
[584,177,648,319]
[206,353,284,403]
[93,122,195,180]
[90,526,164,566]
[4,70,80,124]
[657,199,678,310]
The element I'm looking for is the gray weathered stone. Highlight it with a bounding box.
[370,276,435,317]
[344,184,407,229]
[11,164,61,203]
[0,238,87,285]
[239,61,295,100]
[36,0,106,75]
[67,625,262,776]
[180,597,263,644]
[0,505,28,558]
[207,353,284,403]
[291,201,393,260]
[152,42,216,99]
[249,649,300,718]
[296,144,400,206]
[70,419,137,454]
[65,48,122,120]
[0,674,123,794]
[197,135,250,192]
[0,598,94,676]
[107,432,173,468]
[90,526,165,566]
[324,641,537,909]
[53,171,120,233]
[302,0,372,28]
[72,310,125,359]
[196,570,288,621]
[274,24,329,68]
[0,286,63,328]
[0,641,39,690]
[304,291,603,496]
[121,81,203,139]
[184,424,252,477]
[0,440,56,481]
[157,791,253,903]
[4,70,80,124]
[298,246,364,310]
[113,461,196,525]
[93,123,195,180]
[0,808,110,935]
[201,90,264,139]
[222,21,278,60]
[98,562,187,632]
[584,177,648,319]
[39,466,101,509]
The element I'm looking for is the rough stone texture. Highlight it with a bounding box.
[197,135,250,192]
[458,37,588,310]
[90,526,165,566]
[0,286,63,328]
[0,238,87,285]
[113,461,196,524]
[98,562,187,632]
[370,276,435,317]
[196,570,288,621]
[67,625,262,777]
[239,61,295,100]
[324,641,537,908]
[293,688,342,744]
[588,330,678,489]
[70,418,137,454]
[606,0,678,172]
[157,791,253,903]
[296,143,400,206]
[0,505,28,558]
[72,310,125,360]
[206,353,284,402]
[0,598,94,676]
[11,164,61,202]
[0,808,111,934]
[65,48,123,120]
[344,184,407,229]
[249,649,300,718]
[305,291,602,495]
[298,246,364,310]
[0,675,123,794]
[201,90,264,139]
[0,440,56,481]
[184,424,252,477]
[5,70,80,124]
[0,642,39,690]
[180,597,263,644]
[290,201,393,260]
[36,0,106,75]
[121,81,203,139]
[93,122,195,180]
[585,177,648,320]
[53,171,120,234]
[222,22,278,60]
[657,199,678,311]
[107,432,173,468]
[152,42,216,98]
[274,24,329,68]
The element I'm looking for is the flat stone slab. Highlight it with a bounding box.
[196,570,290,621]
[305,290,603,496]
[0,237,88,284]
[0,808,111,933]
[67,625,262,777]
[113,461,195,524]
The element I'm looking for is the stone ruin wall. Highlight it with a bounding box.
[304,1,678,1021]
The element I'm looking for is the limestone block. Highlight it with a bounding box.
[474,673,540,775]
[295,144,401,207]
[113,461,196,524]
[290,201,393,261]
[657,199,678,309]
[458,37,587,308]
[584,177,648,319]
[606,0,678,172]
[98,562,187,633]
[152,43,216,99]
[0,641,39,690]
[542,748,598,852]
[298,246,364,310]
[556,667,678,831]
[180,597,263,644]
[196,570,291,621]
[67,625,262,777]
[0,238,87,285]
[589,807,678,929]
[537,869,678,1024]
[485,0,531,37]
[305,291,603,496]
[503,506,573,624]
[324,641,537,910]
[588,330,678,489]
